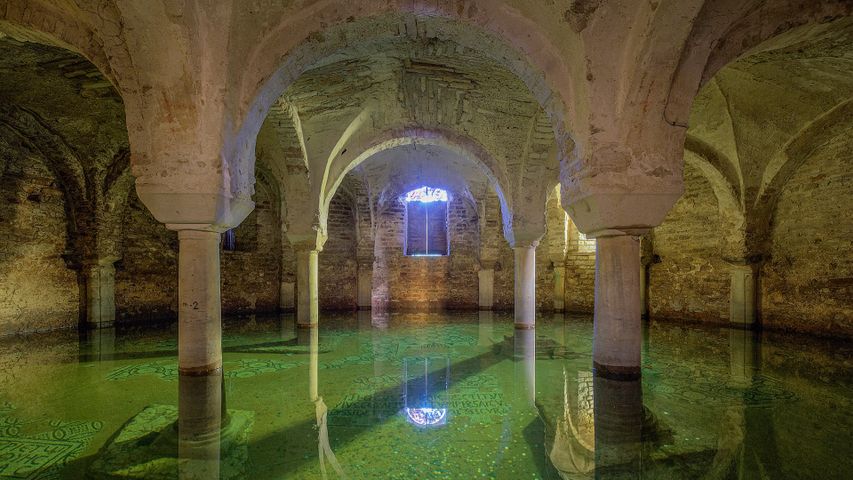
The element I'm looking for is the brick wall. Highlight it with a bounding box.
[221,180,281,313]
[563,220,596,313]
[319,194,358,310]
[762,133,853,336]
[648,163,730,322]
[117,178,283,322]
[0,134,79,335]
[373,193,479,311]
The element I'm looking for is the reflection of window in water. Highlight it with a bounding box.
[403,356,450,427]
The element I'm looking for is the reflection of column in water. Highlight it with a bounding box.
[309,327,319,402]
[297,327,320,401]
[79,326,116,362]
[178,371,222,480]
[478,311,494,347]
[705,328,780,479]
[728,328,760,388]
[593,374,643,478]
[513,329,536,409]
[357,310,372,332]
[306,322,346,478]
[371,311,389,379]
[281,312,296,343]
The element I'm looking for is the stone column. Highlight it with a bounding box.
[593,235,642,379]
[729,263,758,326]
[552,264,566,312]
[176,230,223,375]
[478,263,495,310]
[296,246,320,327]
[513,242,538,328]
[279,280,295,312]
[84,259,117,328]
[356,258,373,310]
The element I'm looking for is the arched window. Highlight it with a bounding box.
[404,187,449,256]
[222,229,236,251]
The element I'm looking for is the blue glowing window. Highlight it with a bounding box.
[404,187,448,256]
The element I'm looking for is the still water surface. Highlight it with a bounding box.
[0,312,851,479]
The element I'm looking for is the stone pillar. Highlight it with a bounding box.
[84,260,117,328]
[279,280,295,312]
[552,264,566,312]
[175,230,223,375]
[295,247,320,327]
[729,264,758,327]
[513,242,538,328]
[593,235,642,379]
[478,264,495,310]
[356,259,373,310]
[178,371,222,480]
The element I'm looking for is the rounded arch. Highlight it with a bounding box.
[320,127,511,232]
[234,5,577,183]
[665,1,852,126]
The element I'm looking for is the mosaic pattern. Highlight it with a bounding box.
[106,358,307,381]
[0,404,101,480]
[329,373,510,427]
[645,367,798,407]
[88,404,254,480]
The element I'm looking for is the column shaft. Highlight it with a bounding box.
[478,268,495,310]
[729,265,757,326]
[178,230,222,374]
[553,265,566,312]
[514,246,537,327]
[356,262,373,310]
[85,262,116,328]
[279,281,295,311]
[593,235,641,378]
[296,249,319,326]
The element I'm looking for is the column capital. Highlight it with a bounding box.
[479,259,497,270]
[169,225,230,235]
[287,231,327,252]
[561,140,682,238]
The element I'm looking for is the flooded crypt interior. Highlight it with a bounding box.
[0,1,851,479]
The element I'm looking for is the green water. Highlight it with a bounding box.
[0,312,851,479]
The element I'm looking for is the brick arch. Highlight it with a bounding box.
[234,6,576,194]
[321,127,511,237]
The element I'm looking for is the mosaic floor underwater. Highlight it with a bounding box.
[0,312,851,479]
